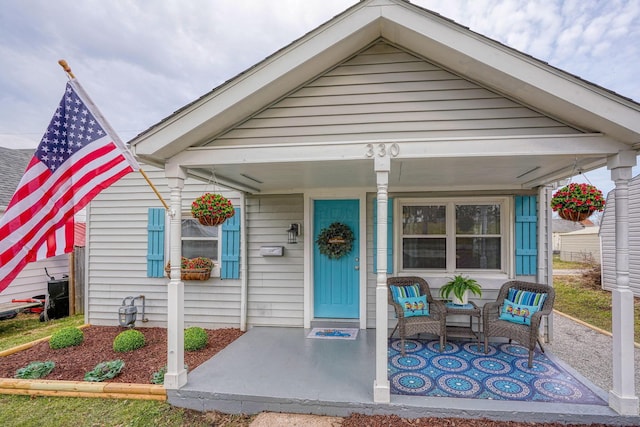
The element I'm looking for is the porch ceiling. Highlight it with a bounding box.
[172,142,611,194]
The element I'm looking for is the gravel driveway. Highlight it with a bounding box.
[548,311,640,404]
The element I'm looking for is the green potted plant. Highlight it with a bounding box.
[550,183,605,222]
[191,193,235,226]
[439,274,482,305]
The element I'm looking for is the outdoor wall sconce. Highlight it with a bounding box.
[287,223,300,244]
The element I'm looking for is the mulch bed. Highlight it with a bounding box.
[341,414,615,427]
[0,325,243,383]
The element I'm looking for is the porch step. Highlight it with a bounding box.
[310,319,359,329]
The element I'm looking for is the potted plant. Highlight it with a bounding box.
[550,183,605,222]
[191,193,235,227]
[439,274,482,305]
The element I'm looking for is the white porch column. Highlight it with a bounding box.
[538,185,554,342]
[608,151,639,415]
[373,154,391,403]
[164,172,188,389]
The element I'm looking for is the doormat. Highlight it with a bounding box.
[388,339,606,404]
[307,328,359,340]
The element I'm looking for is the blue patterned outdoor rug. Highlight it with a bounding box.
[388,339,606,404]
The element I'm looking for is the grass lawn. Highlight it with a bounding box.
[552,254,591,270]
[553,273,640,344]
[0,395,252,427]
[0,313,84,352]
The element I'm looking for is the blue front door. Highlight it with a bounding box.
[313,199,359,318]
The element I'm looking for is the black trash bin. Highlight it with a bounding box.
[46,277,69,320]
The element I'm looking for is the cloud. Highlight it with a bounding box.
[0,0,356,147]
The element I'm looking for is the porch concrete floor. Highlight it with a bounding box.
[168,326,640,425]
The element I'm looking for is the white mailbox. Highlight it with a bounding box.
[260,246,284,257]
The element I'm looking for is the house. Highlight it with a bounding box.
[0,146,69,305]
[558,226,601,264]
[86,0,640,415]
[551,218,583,253]
[601,176,640,297]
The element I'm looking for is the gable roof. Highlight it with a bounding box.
[130,0,640,193]
[0,146,33,208]
[552,218,584,234]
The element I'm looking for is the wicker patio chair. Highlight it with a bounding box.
[388,276,447,355]
[483,281,556,367]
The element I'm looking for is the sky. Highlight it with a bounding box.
[0,0,639,197]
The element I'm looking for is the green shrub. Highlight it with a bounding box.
[150,366,167,385]
[49,327,84,349]
[84,359,125,382]
[184,326,208,351]
[150,364,188,385]
[113,329,146,352]
[15,361,55,379]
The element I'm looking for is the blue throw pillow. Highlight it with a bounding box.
[397,295,429,317]
[507,289,547,308]
[499,299,539,325]
[390,284,421,302]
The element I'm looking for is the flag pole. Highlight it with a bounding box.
[58,59,170,211]
[139,169,170,211]
[58,59,75,79]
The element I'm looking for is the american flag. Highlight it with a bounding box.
[0,79,139,293]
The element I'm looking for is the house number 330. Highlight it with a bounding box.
[365,143,399,158]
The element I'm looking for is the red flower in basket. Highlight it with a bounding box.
[191,193,235,226]
[187,257,214,270]
[550,183,605,222]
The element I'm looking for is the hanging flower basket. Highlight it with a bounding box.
[316,222,355,259]
[165,257,214,281]
[191,193,235,227]
[550,183,605,222]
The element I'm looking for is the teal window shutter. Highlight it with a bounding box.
[515,196,537,275]
[147,208,165,278]
[221,208,241,279]
[373,198,393,273]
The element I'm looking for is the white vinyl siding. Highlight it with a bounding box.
[601,176,640,297]
[0,256,67,304]
[86,166,242,328]
[246,194,304,327]
[212,41,580,147]
[558,228,601,264]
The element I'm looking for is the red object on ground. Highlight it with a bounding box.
[11,298,44,313]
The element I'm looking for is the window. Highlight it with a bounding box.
[400,199,505,272]
[147,207,241,279]
[181,217,220,276]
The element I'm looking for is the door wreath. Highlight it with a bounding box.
[316,222,354,259]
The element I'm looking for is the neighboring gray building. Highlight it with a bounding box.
[559,226,601,264]
[552,218,584,253]
[0,146,33,210]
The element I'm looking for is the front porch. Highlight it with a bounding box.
[168,326,633,425]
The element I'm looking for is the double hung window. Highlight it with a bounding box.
[400,199,505,272]
[181,217,220,276]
